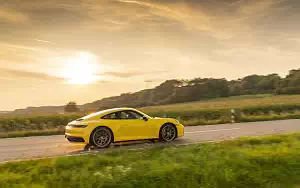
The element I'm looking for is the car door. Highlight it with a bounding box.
[118,110,152,140]
[101,111,129,142]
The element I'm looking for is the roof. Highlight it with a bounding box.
[80,107,138,119]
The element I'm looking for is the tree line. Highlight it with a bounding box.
[66,68,300,112]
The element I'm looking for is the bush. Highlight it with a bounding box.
[240,104,300,116]
[1,104,300,137]
[0,114,82,132]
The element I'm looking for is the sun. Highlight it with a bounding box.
[63,52,99,85]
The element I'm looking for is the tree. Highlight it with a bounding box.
[240,75,262,94]
[235,74,281,94]
[228,80,242,96]
[78,68,299,111]
[276,69,300,94]
[64,101,79,113]
[257,74,281,93]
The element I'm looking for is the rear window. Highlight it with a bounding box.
[102,112,117,119]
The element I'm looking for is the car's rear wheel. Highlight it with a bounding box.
[90,127,113,148]
[159,124,177,142]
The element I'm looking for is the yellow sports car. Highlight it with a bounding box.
[65,108,184,148]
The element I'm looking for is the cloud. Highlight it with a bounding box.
[1,0,289,41]
[117,0,184,17]
[1,0,299,78]
[144,78,163,83]
[100,71,143,78]
[99,70,166,78]
[0,43,48,53]
[96,80,111,84]
[238,0,285,16]
[0,8,29,23]
[0,68,64,82]
[33,39,56,45]
[101,0,288,40]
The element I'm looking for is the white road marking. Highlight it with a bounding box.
[185,128,241,134]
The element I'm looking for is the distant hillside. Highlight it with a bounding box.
[0,111,10,114]
[1,106,65,116]
[3,68,300,116]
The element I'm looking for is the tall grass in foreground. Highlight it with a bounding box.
[1,133,300,187]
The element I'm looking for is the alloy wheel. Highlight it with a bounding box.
[161,125,176,141]
[92,128,112,148]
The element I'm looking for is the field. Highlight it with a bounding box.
[140,94,300,113]
[141,94,300,126]
[1,133,300,187]
[1,94,300,138]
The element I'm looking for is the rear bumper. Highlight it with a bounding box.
[65,135,85,143]
[65,125,90,143]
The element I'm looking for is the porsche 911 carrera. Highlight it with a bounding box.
[65,108,184,148]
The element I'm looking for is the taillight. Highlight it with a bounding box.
[70,124,88,128]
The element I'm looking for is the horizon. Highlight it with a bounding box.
[2,68,297,112]
[1,0,300,111]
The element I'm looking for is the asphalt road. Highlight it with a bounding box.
[1,119,300,163]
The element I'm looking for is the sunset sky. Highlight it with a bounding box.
[1,0,300,111]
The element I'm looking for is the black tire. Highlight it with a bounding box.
[84,143,92,151]
[159,124,177,142]
[148,139,157,143]
[90,127,113,148]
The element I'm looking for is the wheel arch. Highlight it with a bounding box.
[159,122,178,138]
[89,126,115,143]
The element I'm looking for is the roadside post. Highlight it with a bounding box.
[231,109,236,123]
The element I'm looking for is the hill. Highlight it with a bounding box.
[3,68,300,116]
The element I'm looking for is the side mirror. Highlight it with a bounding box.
[142,116,148,121]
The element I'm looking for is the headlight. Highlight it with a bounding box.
[175,119,180,124]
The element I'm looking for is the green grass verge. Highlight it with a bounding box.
[1,133,300,187]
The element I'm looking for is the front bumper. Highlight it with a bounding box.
[176,124,184,137]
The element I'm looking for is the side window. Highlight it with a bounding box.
[102,111,143,120]
[128,111,143,119]
[102,112,117,119]
[120,111,129,119]
[121,110,143,119]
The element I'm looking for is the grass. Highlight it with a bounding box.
[179,111,300,126]
[1,94,300,138]
[179,118,231,126]
[240,113,300,122]
[0,128,65,139]
[140,94,300,113]
[1,133,300,187]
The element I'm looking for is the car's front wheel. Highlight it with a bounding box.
[159,124,177,142]
[90,127,113,148]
